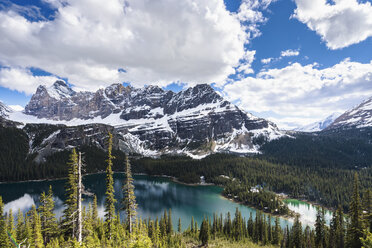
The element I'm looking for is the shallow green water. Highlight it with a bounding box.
[284,199,332,226]
[0,173,296,230]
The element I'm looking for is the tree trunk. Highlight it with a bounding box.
[77,152,82,243]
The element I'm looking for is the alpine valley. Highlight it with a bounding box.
[1,80,372,210]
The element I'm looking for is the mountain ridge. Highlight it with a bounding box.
[2,81,284,159]
[326,96,372,130]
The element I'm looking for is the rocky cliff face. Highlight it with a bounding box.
[9,81,283,158]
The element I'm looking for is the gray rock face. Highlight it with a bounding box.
[327,97,372,130]
[21,81,283,156]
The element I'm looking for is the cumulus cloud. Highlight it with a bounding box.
[0,0,275,93]
[0,67,59,95]
[280,49,300,57]
[261,57,273,64]
[224,58,372,129]
[293,0,372,49]
[261,49,300,65]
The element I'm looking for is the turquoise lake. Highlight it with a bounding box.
[0,173,325,230]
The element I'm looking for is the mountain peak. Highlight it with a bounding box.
[47,80,75,100]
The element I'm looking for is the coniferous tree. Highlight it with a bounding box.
[104,132,116,240]
[16,209,25,243]
[31,205,44,248]
[191,216,194,234]
[0,196,10,248]
[336,206,345,248]
[92,194,98,230]
[76,152,83,243]
[363,189,372,231]
[232,207,243,241]
[167,209,173,235]
[122,154,137,234]
[247,212,253,238]
[39,186,58,244]
[347,173,364,248]
[7,209,15,241]
[62,149,78,239]
[199,218,209,246]
[268,215,272,243]
[24,214,33,247]
[292,215,302,248]
[273,217,281,245]
[178,218,181,233]
[315,207,326,248]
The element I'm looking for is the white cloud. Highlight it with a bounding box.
[280,49,300,57]
[261,58,273,64]
[223,58,372,129]
[0,67,59,95]
[260,49,300,65]
[293,0,372,49]
[0,0,274,93]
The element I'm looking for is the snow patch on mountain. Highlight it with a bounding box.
[327,97,372,130]
[0,101,11,118]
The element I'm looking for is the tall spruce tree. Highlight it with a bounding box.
[104,132,116,240]
[121,154,137,234]
[347,173,364,248]
[31,205,43,248]
[292,215,302,248]
[199,217,209,246]
[16,209,25,243]
[273,217,281,245]
[167,209,173,235]
[362,189,372,232]
[62,148,78,239]
[0,196,10,247]
[315,207,326,248]
[7,209,15,241]
[39,186,57,244]
[92,194,98,230]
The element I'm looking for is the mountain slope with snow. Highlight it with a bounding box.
[3,81,284,158]
[294,113,341,132]
[327,97,372,130]
[0,101,11,118]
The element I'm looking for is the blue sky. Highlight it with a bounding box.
[0,0,372,129]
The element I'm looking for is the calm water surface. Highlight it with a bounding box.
[284,199,333,227]
[0,173,307,230]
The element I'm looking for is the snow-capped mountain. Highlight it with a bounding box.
[294,113,341,132]
[0,101,12,118]
[327,97,372,130]
[3,81,284,158]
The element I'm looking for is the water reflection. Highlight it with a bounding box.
[284,199,333,227]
